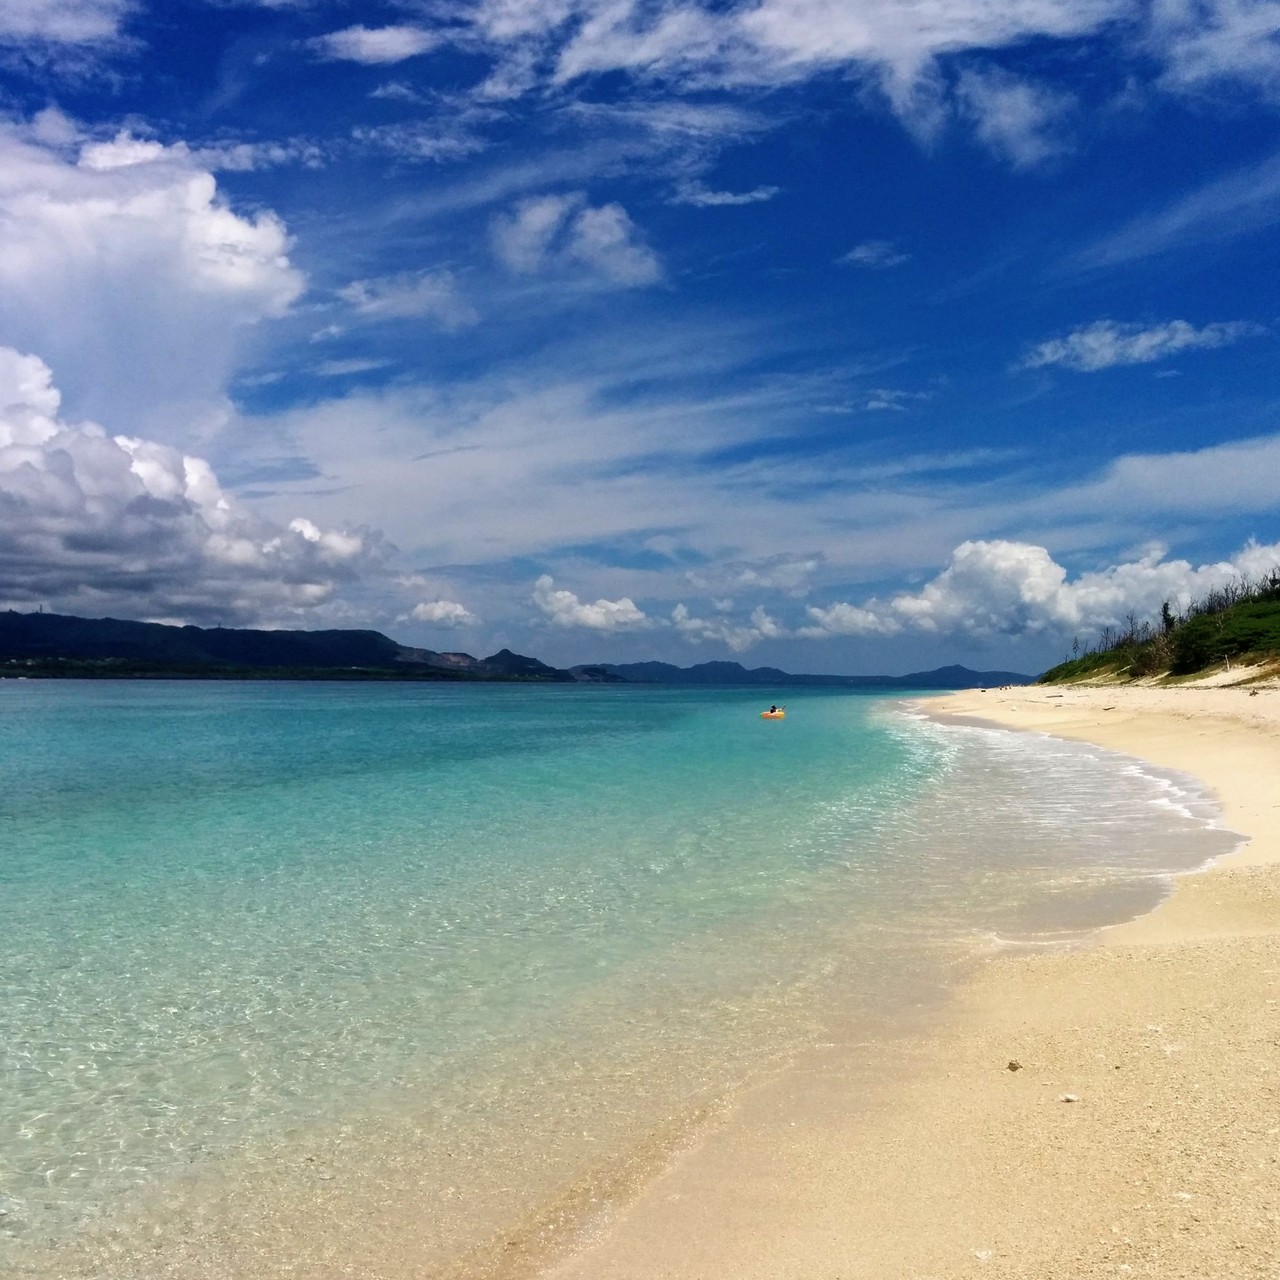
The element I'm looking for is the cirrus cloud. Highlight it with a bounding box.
[839,239,910,268]
[461,0,1280,164]
[1020,318,1266,371]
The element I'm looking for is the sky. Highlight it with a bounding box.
[0,0,1278,675]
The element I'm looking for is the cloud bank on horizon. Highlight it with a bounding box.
[0,0,1277,671]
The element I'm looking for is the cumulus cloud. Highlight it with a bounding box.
[309,25,439,65]
[0,348,379,623]
[798,601,900,638]
[533,574,650,629]
[7,129,302,311]
[1021,318,1265,371]
[672,602,783,651]
[567,203,663,283]
[0,123,304,433]
[839,239,910,268]
[491,193,661,285]
[411,599,479,626]
[799,539,1280,641]
[339,269,478,328]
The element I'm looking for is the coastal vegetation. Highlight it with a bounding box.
[1041,570,1280,683]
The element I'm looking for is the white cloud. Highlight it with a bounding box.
[458,0,1280,161]
[672,181,780,206]
[957,66,1075,167]
[0,0,128,43]
[1050,430,1280,517]
[78,133,167,169]
[489,0,1127,135]
[565,202,662,284]
[686,553,821,596]
[411,599,479,626]
[800,538,1280,641]
[672,602,784,651]
[0,123,304,434]
[533,574,650,629]
[839,240,910,268]
[190,139,325,173]
[735,0,1123,83]
[1073,148,1280,269]
[349,120,489,163]
[491,193,580,272]
[28,105,81,146]
[1151,0,1280,100]
[863,388,933,411]
[0,348,378,624]
[227,339,1280,626]
[313,358,395,377]
[1021,318,1265,371]
[799,601,901,638]
[339,270,479,328]
[309,25,439,65]
[491,192,661,285]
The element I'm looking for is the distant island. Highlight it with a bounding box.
[0,610,1031,688]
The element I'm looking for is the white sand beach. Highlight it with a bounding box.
[541,683,1280,1280]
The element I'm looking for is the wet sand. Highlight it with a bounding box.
[541,683,1280,1280]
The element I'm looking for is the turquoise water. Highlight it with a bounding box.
[0,682,1237,1274]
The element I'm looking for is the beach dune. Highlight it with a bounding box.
[543,684,1280,1280]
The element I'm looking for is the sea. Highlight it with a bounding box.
[0,680,1239,1277]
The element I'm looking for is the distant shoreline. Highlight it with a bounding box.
[0,661,557,682]
[0,608,1034,687]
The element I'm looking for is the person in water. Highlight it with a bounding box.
[768,705,778,713]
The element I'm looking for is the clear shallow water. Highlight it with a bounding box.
[0,682,1238,1273]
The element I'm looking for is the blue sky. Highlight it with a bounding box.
[0,0,1277,673]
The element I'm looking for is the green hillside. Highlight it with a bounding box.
[1041,572,1280,684]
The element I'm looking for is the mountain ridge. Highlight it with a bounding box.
[582,659,1031,688]
[0,610,1032,687]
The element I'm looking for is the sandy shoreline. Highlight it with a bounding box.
[540,684,1280,1280]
